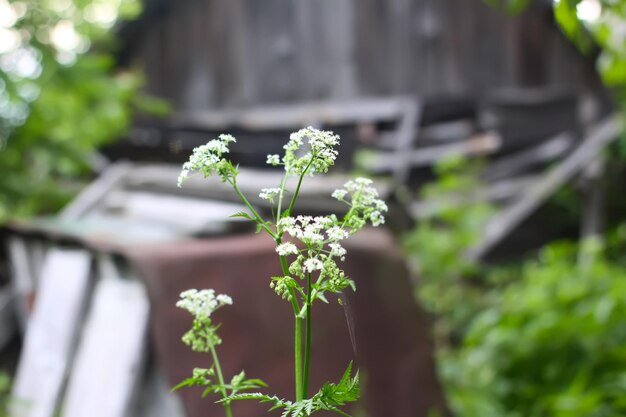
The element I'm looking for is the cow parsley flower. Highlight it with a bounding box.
[327,226,349,241]
[177,134,237,186]
[276,242,298,256]
[177,289,233,319]
[328,242,347,259]
[283,127,339,176]
[177,289,233,352]
[266,154,281,166]
[259,187,281,202]
[333,177,388,231]
[304,257,324,272]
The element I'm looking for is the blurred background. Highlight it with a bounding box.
[2,0,626,416]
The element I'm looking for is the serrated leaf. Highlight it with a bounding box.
[230,211,253,220]
[171,378,195,392]
[243,378,268,388]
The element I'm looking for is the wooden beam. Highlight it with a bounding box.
[482,131,576,181]
[367,132,502,174]
[60,162,132,220]
[468,116,621,261]
[10,249,91,417]
[62,256,149,417]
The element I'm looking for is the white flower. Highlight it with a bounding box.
[336,177,388,230]
[304,257,324,272]
[177,134,237,186]
[370,210,385,226]
[283,127,340,175]
[216,294,233,305]
[266,154,281,166]
[327,226,349,241]
[332,189,347,200]
[276,242,298,256]
[329,242,346,258]
[176,288,232,318]
[259,187,281,201]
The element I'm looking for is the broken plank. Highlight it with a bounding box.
[10,249,91,417]
[468,116,620,261]
[367,132,502,174]
[62,256,150,417]
[482,131,576,181]
[6,237,38,330]
[60,162,132,220]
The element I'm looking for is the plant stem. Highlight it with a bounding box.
[286,158,315,216]
[276,175,288,223]
[279,253,304,401]
[294,313,304,401]
[303,272,312,397]
[209,345,233,417]
[231,180,275,238]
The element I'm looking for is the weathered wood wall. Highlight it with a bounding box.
[120,0,603,110]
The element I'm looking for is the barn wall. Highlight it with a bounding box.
[122,0,599,110]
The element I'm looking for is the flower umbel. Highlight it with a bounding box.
[283,126,339,176]
[334,177,389,229]
[177,289,233,318]
[177,134,237,186]
[177,289,233,352]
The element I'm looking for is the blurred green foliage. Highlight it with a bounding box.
[446,240,626,417]
[406,159,626,416]
[0,0,166,222]
[403,157,495,346]
[489,0,626,96]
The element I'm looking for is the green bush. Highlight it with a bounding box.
[0,0,167,221]
[447,240,626,417]
[405,158,626,416]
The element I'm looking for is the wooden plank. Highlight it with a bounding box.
[391,99,421,185]
[170,97,407,131]
[10,249,91,417]
[367,131,502,174]
[580,157,605,241]
[103,190,250,235]
[125,163,391,215]
[482,131,576,181]
[468,116,621,261]
[62,256,150,417]
[60,162,132,220]
[0,287,16,349]
[6,237,37,330]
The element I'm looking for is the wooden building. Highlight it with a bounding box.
[118,0,607,111]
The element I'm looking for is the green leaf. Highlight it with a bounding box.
[230,211,254,220]
[171,378,196,392]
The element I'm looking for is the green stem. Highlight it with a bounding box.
[276,175,288,223]
[231,180,276,238]
[303,272,312,397]
[294,312,304,401]
[210,345,233,417]
[279,253,304,401]
[286,158,315,216]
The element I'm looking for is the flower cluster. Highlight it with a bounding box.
[259,187,281,202]
[272,214,355,302]
[333,177,388,228]
[177,134,237,186]
[177,289,233,352]
[177,289,233,318]
[278,215,348,248]
[266,154,280,166]
[282,127,339,176]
